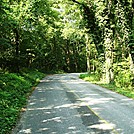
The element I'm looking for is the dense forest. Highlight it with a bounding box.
[0,0,134,133]
[1,0,134,83]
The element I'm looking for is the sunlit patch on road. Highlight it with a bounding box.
[89,123,115,130]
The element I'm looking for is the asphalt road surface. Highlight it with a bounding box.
[12,73,134,134]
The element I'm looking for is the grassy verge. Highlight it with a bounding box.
[0,69,45,134]
[79,73,134,99]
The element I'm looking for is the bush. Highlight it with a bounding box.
[113,62,133,89]
[79,73,100,82]
[80,72,134,99]
[0,70,45,134]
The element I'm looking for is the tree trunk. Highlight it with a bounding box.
[104,31,114,83]
[85,34,91,73]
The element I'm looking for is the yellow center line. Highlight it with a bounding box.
[67,87,119,134]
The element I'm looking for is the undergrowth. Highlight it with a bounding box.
[0,69,45,134]
[79,73,134,99]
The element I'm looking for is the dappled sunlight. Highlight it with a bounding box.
[19,96,116,133]
[77,97,114,106]
[83,113,91,116]
[91,107,103,113]
[19,128,32,133]
[119,98,134,106]
[54,103,79,109]
[13,74,123,134]
[27,105,54,111]
[37,127,50,132]
[42,117,62,123]
[121,98,133,101]
[89,122,115,130]
[39,99,46,102]
[29,102,35,106]
[68,126,77,130]
[84,93,99,96]
[37,87,55,91]
[60,79,90,85]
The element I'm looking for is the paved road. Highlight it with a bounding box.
[12,73,134,134]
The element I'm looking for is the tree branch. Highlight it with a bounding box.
[72,0,81,5]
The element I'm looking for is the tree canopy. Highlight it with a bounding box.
[0,0,134,86]
[1,1,134,133]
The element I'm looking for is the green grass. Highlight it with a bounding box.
[0,69,45,134]
[79,73,100,82]
[79,73,134,99]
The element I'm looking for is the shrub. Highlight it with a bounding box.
[0,70,45,133]
[113,62,133,89]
